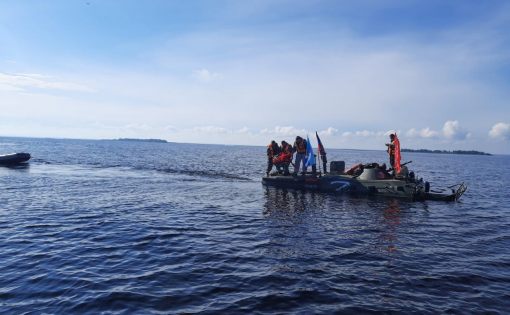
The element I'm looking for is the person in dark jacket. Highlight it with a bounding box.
[266,140,280,176]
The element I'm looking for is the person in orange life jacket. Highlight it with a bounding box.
[385,134,396,169]
[275,141,293,175]
[292,136,307,175]
[266,140,280,176]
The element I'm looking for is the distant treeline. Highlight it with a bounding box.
[116,138,168,143]
[401,148,491,156]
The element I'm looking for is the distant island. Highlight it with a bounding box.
[115,138,168,143]
[401,148,491,156]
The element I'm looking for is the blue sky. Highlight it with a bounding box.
[1,0,509,153]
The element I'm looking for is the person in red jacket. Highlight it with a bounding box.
[274,140,293,175]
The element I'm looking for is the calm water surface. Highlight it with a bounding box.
[0,137,509,314]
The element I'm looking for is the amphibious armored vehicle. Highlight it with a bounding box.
[262,161,466,202]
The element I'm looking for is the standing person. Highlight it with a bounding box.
[386,134,396,169]
[266,140,280,176]
[293,136,307,175]
[386,133,401,174]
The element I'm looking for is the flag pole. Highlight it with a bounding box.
[316,131,321,175]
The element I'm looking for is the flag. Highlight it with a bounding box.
[305,135,316,167]
[316,131,326,156]
[394,133,401,173]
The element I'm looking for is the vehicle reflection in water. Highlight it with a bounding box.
[263,186,320,217]
[261,187,335,270]
[378,199,401,254]
[262,186,339,228]
[261,187,412,296]
[262,187,408,257]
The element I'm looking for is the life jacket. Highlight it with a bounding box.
[295,140,306,154]
[345,163,363,175]
[387,142,395,155]
[273,151,292,164]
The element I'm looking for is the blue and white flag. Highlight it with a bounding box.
[305,135,316,167]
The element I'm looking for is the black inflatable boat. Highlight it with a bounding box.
[0,153,31,165]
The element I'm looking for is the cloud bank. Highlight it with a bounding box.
[1,2,509,153]
[405,121,470,141]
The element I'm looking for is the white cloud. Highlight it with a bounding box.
[236,126,250,133]
[192,125,230,134]
[489,122,510,140]
[341,131,352,137]
[355,130,388,137]
[0,72,94,92]
[260,126,307,136]
[419,127,439,138]
[406,121,470,141]
[339,129,393,138]
[442,120,470,140]
[318,127,338,136]
[406,127,440,139]
[355,130,375,137]
[192,69,222,82]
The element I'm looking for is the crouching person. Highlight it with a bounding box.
[273,141,293,176]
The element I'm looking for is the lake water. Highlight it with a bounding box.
[1,137,509,314]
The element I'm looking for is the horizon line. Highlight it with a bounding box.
[0,134,501,155]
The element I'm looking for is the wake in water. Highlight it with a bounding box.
[154,167,252,181]
[31,158,51,164]
[29,157,253,182]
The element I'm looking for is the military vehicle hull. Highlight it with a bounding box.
[262,172,466,202]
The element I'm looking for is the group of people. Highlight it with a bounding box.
[266,133,400,177]
[266,136,327,176]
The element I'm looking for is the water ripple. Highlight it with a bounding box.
[0,138,509,313]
